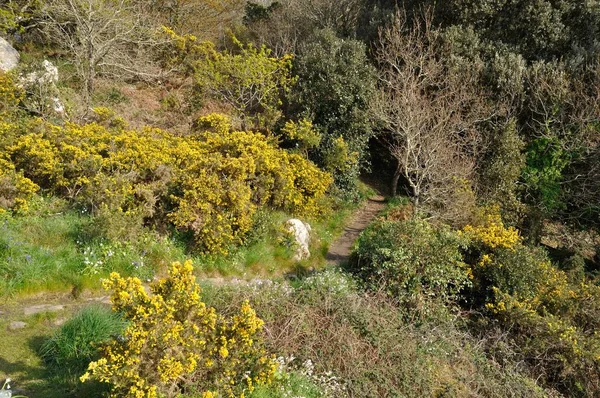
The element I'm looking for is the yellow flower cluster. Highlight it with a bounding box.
[463,211,521,250]
[194,36,296,131]
[0,158,39,214]
[0,71,24,114]
[2,114,331,252]
[281,119,321,153]
[81,260,277,397]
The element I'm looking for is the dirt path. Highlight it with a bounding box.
[326,192,386,265]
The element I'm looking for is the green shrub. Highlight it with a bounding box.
[290,29,376,198]
[40,305,126,373]
[463,215,600,396]
[202,273,550,398]
[349,219,470,319]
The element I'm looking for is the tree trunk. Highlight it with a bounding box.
[391,161,402,196]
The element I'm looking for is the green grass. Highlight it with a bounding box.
[38,305,126,396]
[40,305,126,372]
[192,195,359,279]
[0,197,184,297]
[0,183,363,297]
[249,372,324,398]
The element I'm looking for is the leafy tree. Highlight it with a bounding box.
[291,28,376,196]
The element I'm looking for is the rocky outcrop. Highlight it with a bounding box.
[0,37,19,71]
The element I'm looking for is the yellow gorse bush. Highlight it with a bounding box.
[81,260,277,398]
[0,158,38,214]
[0,71,23,115]
[1,114,331,252]
[462,210,521,250]
[463,207,600,388]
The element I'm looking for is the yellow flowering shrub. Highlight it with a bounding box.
[2,114,331,252]
[322,135,359,174]
[281,119,321,155]
[81,260,277,398]
[0,71,23,115]
[194,36,296,131]
[462,209,521,250]
[0,158,38,214]
[462,209,600,394]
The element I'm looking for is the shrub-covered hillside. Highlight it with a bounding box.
[0,0,599,397]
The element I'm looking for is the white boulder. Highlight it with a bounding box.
[0,36,19,71]
[286,219,312,261]
[21,60,59,86]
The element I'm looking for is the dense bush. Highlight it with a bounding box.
[2,113,331,253]
[81,261,277,397]
[202,271,551,398]
[290,29,376,197]
[0,158,38,214]
[463,211,600,396]
[349,219,470,318]
[191,35,295,131]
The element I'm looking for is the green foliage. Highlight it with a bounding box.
[479,119,526,222]
[243,2,281,25]
[81,261,277,398]
[250,372,324,398]
[523,136,571,213]
[349,219,470,319]
[463,216,600,396]
[40,305,126,374]
[291,29,376,197]
[435,0,600,61]
[0,0,34,35]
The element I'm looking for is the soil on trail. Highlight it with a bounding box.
[326,187,387,265]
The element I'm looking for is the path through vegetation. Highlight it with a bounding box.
[326,190,386,265]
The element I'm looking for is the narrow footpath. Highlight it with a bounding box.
[326,190,386,265]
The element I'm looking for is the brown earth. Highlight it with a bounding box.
[325,193,386,264]
[325,177,389,264]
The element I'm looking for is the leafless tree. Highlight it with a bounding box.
[39,0,168,108]
[372,11,490,214]
[246,0,365,56]
[145,0,245,40]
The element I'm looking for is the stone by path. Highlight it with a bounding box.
[326,192,386,264]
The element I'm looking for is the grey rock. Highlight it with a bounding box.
[8,321,27,330]
[0,37,19,71]
[23,304,64,316]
